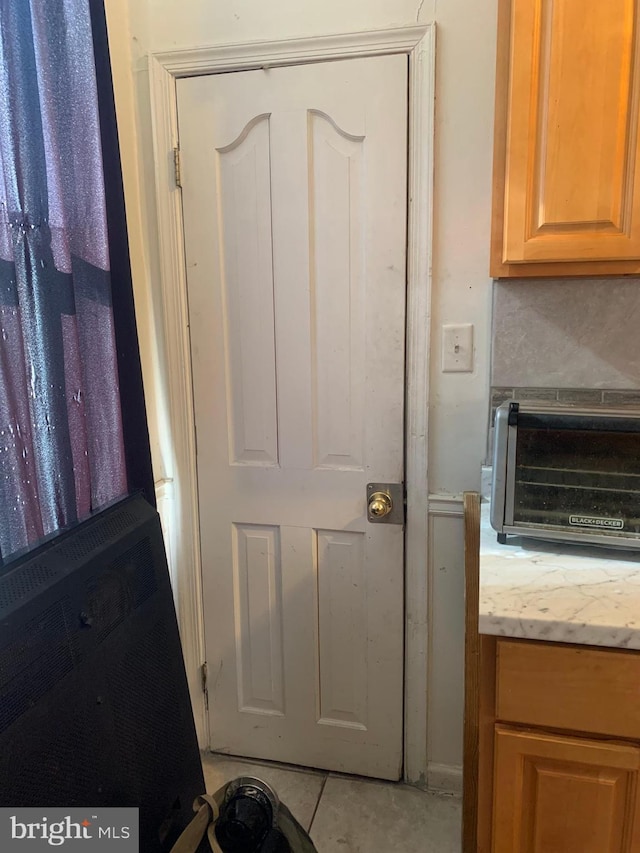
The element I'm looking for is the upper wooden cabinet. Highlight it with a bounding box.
[491,0,640,277]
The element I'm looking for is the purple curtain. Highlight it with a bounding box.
[0,0,127,561]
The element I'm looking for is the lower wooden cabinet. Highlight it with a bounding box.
[463,499,640,852]
[493,726,640,853]
[473,637,640,852]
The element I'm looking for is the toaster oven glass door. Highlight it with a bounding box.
[508,414,640,538]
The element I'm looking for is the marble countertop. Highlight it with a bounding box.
[480,502,640,649]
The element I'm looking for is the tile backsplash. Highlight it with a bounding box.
[492,279,640,390]
[487,278,640,464]
[490,386,640,419]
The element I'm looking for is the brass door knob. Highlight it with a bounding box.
[368,491,393,519]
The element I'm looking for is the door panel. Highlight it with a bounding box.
[177,55,407,778]
[233,523,285,716]
[308,110,365,471]
[316,529,368,728]
[216,114,279,467]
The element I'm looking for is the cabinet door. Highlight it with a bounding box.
[498,0,640,267]
[493,726,640,853]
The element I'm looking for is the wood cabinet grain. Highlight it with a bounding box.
[496,639,640,740]
[473,638,640,852]
[493,727,640,853]
[491,0,640,276]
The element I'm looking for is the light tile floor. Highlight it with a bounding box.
[202,753,462,852]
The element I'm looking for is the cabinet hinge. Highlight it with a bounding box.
[173,147,182,188]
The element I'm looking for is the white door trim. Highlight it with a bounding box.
[147,23,435,787]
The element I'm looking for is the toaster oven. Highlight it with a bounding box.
[491,401,640,549]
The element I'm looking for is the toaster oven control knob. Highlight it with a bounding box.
[368,491,393,519]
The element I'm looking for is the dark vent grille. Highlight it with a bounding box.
[0,689,96,804]
[107,620,183,800]
[0,600,72,682]
[57,510,137,563]
[111,538,157,608]
[0,563,57,611]
[0,599,74,734]
[0,495,205,837]
[83,572,132,646]
[79,538,157,649]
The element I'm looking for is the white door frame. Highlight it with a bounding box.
[147,24,435,787]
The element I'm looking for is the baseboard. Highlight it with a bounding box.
[427,762,463,796]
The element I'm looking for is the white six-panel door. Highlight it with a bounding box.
[177,55,408,779]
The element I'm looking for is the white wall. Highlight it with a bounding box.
[105,0,498,786]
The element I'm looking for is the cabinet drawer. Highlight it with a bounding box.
[496,639,640,739]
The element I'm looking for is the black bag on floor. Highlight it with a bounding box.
[170,777,318,853]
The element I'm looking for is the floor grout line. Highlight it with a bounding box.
[307,773,329,834]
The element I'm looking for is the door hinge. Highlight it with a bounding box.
[200,661,209,711]
[173,147,182,188]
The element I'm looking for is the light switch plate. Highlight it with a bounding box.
[442,323,474,372]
